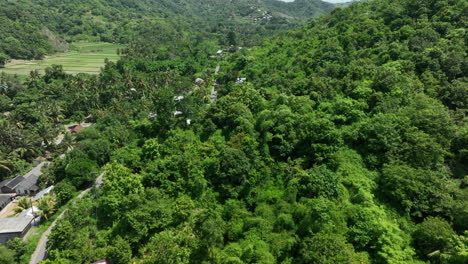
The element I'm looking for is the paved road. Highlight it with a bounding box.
[28,172,104,264]
[24,161,50,179]
[210,65,220,103]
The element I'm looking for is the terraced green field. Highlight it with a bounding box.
[0,42,123,76]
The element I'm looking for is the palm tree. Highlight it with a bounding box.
[0,159,12,174]
[14,197,31,215]
[0,154,14,177]
[0,119,21,147]
[11,137,38,160]
[37,194,57,220]
[43,101,65,125]
[61,132,74,150]
[35,120,59,146]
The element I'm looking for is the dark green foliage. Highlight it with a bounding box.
[106,236,132,264]
[64,157,98,188]
[297,165,341,199]
[3,0,464,263]
[217,147,251,195]
[53,180,77,206]
[380,163,455,217]
[79,138,112,166]
[413,217,457,260]
[0,53,8,67]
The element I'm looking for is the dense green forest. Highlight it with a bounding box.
[0,0,333,61]
[0,0,467,263]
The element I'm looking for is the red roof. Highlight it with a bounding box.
[70,124,83,133]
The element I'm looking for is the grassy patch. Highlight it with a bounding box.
[1,42,123,76]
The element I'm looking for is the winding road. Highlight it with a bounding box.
[210,65,220,103]
[28,172,104,264]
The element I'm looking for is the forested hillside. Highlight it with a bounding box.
[0,0,467,263]
[0,0,333,61]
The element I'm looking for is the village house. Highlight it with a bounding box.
[0,162,48,195]
[0,194,14,211]
[0,216,34,244]
[69,124,83,133]
[236,77,247,84]
[174,95,184,101]
[68,123,94,133]
[18,206,41,226]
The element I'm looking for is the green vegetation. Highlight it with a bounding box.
[0,0,333,60]
[0,42,122,76]
[0,244,16,263]
[0,0,467,263]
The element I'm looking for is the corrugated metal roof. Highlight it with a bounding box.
[17,174,39,191]
[0,195,11,206]
[18,206,39,218]
[0,179,9,188]
[4,176,25,189]
[34,186,54,201]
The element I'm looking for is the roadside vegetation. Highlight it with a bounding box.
[0,187,80,264]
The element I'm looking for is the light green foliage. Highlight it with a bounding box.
[0,244,15,264]
[103,162,143,196]
[215,236,276,264]
[110,145,142,172]
[14,196,31,215]
[298,233,369,264]
[37,194,58,220]
[113,189,174,244]
[141,138,161,161]
[47,198,101,263]
[141,230,193,264]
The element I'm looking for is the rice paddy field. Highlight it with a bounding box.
[0,42,123,76]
